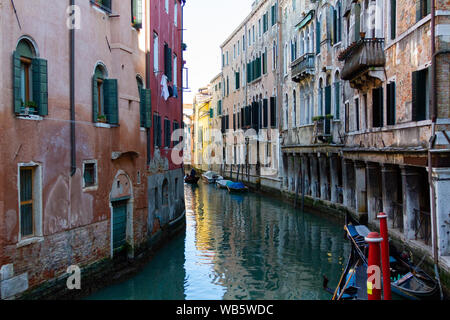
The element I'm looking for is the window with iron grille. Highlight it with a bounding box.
[83,161,97,189]
[20,168,34,238]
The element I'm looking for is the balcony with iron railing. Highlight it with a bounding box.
[338,37,386,89]
[291,53,315,83]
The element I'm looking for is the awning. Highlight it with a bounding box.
[295,10,315,30]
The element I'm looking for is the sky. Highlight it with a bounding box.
[182,0,253,104]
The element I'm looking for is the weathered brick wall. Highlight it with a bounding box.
[3,221,110,289]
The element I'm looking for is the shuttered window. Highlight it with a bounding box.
[153,114,162,147]
[92,67,118,125]
[235,71,240,90]
[372,87,384,128]
[20,168,34,238]
[263,99,269,128]
[91,0,111,13]
[140,88,152,128]
[164,118,171,148]
[390,0,397,40]
[334,81,341,120]
[164,43,172,81]
[13,47,48,116]
[316,20,321,54]
[412,69,429,121]
[387,82,396,125]
[271,4,277,26]
[270,97,277,128]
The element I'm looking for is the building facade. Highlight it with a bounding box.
[0,0,186,299]
[213,0,450,286]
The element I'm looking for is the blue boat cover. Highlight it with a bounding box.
[347,225,359,238]
[226,182,246,189]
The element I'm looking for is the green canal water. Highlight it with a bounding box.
[87,183,351,300]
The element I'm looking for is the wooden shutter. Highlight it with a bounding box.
[390,0,397,39]
[334,82,340,120]
[32,58,48,116]
[270,97,277,128]
[325,86,332,115]
[316,20,321,54]
[164,44,172,81]
[263,99,268,128]
[104,79,119,125]
[92,76,99,122]
[354,4,361,42]
[140,88,152,128]
[412,71,420,121]
[13,51,22,114]
[387,82,396,125]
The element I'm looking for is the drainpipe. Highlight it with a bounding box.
[145,0,151,165]
[70,0,76,177]
[428,0,444,300]
[181,0,186,170]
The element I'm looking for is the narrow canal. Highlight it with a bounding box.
[87,183,351,300]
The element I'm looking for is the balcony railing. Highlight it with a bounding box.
[339,38,385,87]
[291,53,315,82]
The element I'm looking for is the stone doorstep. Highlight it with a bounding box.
[0,273,29,300]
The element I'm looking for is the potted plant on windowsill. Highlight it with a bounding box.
[97,115,108,123]
[312,115,325,122]
[325,114,334,120]
[24,101,38,115]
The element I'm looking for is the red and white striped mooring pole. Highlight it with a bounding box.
[365,232,383,300]
[378,213,392,300]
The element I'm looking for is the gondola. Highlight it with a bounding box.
[184,175,200,184]
[323,220,439,300]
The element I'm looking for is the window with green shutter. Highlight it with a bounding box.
[13,39,48,116]
[93,64,118,125]
[153,114,162,147]
[140,88,152,128]
[164,43,172,81]
[132,0,143,29]
[164,118,171,148]
[103,79,119,125]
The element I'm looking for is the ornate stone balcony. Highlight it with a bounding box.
[338,38,386,89]
[291,53,315,83]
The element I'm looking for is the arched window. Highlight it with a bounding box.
[13,38,48,116]
[93,63,118,124]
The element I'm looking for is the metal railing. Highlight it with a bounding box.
[414,209,432,246]
[291,53,315,82]
[392,201,404,232]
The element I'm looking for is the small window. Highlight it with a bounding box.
[20,168,34,238]
[164,118,171,148]
[412,68,430,121]
[165,0,169,14]
[18,164,42,240]
[91,0,112,13]
[83,161,98,189]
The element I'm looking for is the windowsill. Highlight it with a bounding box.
[17,236,44,248]
[17,114,43,121]
[346,120,432,136]
[94,122,119,128]
[83,185,99,192]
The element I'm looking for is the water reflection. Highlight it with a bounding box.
[88,183,350,300]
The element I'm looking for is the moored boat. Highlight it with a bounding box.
[323,220,440,300]
[226,181,248,193]
[201,171,223,184]
[184,175,200,184]
[216,179,231,189]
